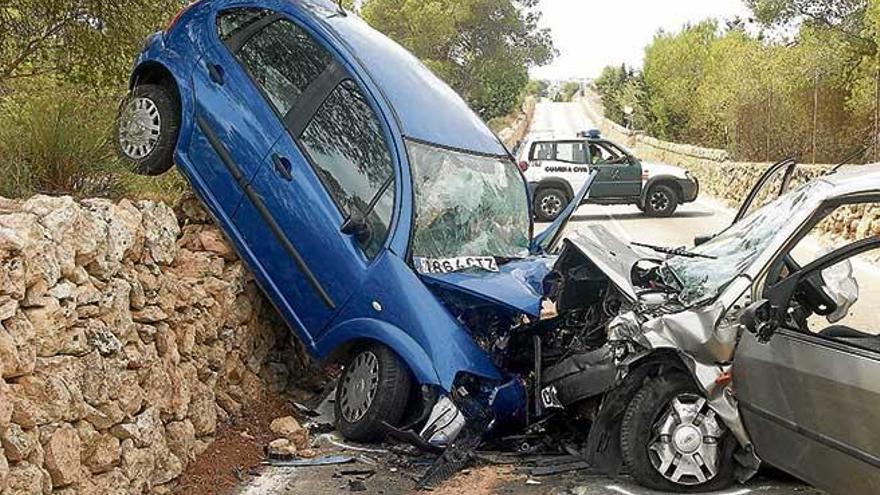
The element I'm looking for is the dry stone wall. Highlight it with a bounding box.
[580,92,880,242]
[498,97,537,151]
[0,194,310,494]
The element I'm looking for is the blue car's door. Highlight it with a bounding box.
[187,7,287,218]
[216,8,397,337]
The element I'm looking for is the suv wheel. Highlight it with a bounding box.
[534,188,569,222]
[621,373,736,492]
[116,83,179,176]
[644,184,678,217]
[335,343,412,442]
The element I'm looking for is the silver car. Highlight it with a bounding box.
[541,161,880,493]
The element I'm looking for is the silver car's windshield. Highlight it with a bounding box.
[408,139,531,259]
[664,179,830,305]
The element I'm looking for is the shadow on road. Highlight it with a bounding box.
[569,210,716,222]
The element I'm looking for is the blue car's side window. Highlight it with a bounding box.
[218,10,332,116]
[217,8,273,40]
[298,80,395,259]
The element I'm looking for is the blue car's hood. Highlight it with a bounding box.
[420,257,556,317]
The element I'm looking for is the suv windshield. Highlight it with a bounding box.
[408,140,531,259]
[664,179,831,305]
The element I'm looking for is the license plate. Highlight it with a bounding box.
[415,256,499,274]
[540,385,564,409]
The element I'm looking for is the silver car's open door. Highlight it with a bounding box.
[695,158,798,246]
[733,157,798,223]
[733,239,880,495]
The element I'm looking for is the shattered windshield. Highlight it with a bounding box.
[408,139,531,259]
[664,179,830,306]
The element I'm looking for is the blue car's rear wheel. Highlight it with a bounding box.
[335,343,412,442]
[116,83,179,176]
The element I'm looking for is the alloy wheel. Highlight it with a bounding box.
[649,190,670,212]
[339,351,380,423]
[647,393,725,486]
[540,193,563,218]
[118,97,161,160]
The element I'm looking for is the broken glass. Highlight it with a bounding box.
[665,179,832,306]
[408,140,530,259]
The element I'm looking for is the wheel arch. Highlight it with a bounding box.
[317,318,442,388]
[534,177,574,201]
[641,176,683,206]
[130,61,182,109]
[127,55,196,160]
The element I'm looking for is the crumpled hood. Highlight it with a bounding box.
[642,161,689,180]
[562,226,641,301]
[420,258,556,317]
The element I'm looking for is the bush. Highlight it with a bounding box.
[0,82,187,202]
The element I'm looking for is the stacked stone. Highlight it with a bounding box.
[0,194,306,494]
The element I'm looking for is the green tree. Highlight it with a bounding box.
[642,21,717,140]
[0,0,183,89]
[525,79,550,97]
[554,81,580,102]
[360,0,555,120]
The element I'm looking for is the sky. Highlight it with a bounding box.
[530,0,753,81]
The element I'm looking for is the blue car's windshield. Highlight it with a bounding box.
[408,140,531,259]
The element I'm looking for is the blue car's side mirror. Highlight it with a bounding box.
[341,211,372,245]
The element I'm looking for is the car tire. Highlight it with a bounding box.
[534,188,569,222]
[115,83,179,176]
[644,184,678,217]
[620,373,736,493]
[335,343,412,442]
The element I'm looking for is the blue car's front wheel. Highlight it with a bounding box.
[335,343,412,442]
[116,83,179,176]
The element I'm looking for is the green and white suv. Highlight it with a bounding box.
[518,130,699,221]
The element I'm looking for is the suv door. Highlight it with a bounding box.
[588,140,642,198]
[188,7,288,218]
[552,140,591,193]
[734,238,880,494]
[221,10,397,338]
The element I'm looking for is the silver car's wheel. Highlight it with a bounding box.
[621,373,735,492]
[339,351,380,423]
[648,393,725,485]
[118,97,162,160]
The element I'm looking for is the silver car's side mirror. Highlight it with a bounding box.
[739,299,778,344]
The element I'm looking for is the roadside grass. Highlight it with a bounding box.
[0,81,187,204]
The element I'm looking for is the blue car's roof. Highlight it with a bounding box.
[293,0,509,157]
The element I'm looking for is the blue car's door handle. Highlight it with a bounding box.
[272,154,293,181]
[207,62,224,85]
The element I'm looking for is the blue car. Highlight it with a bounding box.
[116,0,597,452]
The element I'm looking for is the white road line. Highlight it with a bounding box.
[606,485,752,495]
[606,485,638,495]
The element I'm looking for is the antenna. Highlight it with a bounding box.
[829,145,869,174]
